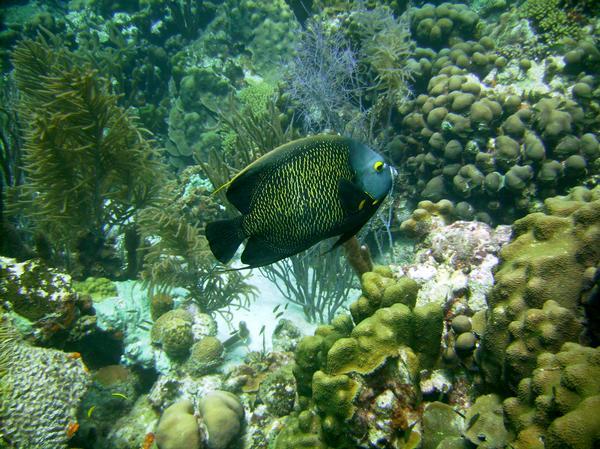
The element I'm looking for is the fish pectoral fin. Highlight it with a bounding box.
[241,237,287,268]
[339,179,370,214]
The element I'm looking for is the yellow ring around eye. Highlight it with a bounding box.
[374,161,384,172]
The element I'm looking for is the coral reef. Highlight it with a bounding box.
[138,168,257,316]
[0,257,84,342]
[410,3,480,49]
[185,336,225,376]
[198,390,245,449]
[397,214,511,312]
[1,1,600,449]
[291,267,444,447]
[520,0,584,43]
[99,395,158,449]
[151,308,194,360]
[389,3,600,226]
[73,277,117,301]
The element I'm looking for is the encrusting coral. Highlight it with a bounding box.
[291,266,443,447]
[0,256,80,341]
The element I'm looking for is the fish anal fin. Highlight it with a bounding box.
[241,237,287,268]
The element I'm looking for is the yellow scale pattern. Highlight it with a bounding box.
[242,141,353,252]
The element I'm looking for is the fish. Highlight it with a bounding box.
[205,134,395,268]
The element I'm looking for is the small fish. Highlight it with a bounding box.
[66,422,79,439]
[111,392,128,400]
[87,405,96,418]
[206,135,394,268]
[272,304,281,313]
[467,412,480,430]
[141,432,155,449]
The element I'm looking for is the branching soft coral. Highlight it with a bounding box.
[9,34,165,274]
[360,9,415,104]
[285,19,360,133]
[138,173,256,317]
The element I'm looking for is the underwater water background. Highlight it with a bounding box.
[0,0,599,448]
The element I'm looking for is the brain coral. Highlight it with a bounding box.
[0,314,90,449]
[478,186,600,391]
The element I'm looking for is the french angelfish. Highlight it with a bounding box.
[205,134,394,268]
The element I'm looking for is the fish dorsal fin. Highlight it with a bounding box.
[219,136,330,214]
[339,179,372,214]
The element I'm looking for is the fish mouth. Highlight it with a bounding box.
[390,166,398,177]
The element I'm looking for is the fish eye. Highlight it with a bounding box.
[373,161,384,172]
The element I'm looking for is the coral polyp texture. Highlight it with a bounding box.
[478,186,600,391]
[0,314,90,449]
[503,343,600,449]
[390,2,600,226]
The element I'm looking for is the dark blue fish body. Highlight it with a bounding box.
[206,134,394,268]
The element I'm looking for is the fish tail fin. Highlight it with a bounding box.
[205,217,245,264]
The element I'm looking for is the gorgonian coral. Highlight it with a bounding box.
[285,19,360,133]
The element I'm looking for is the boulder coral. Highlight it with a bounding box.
[155,400,201,449]
[151,309,194,360]
[410,3,479,49]
[478,186,600,391]
[503,343,600,449]
[198,391,245,449]
[185,337,224,377]
[390,5,599,226]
